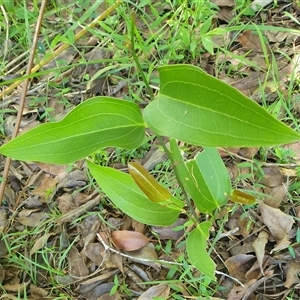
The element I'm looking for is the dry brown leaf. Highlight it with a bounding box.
[263,184,287,208]
[68,248,89,278]
[260,166,283,187]
[252,231,269,275]
[227,279,256,300]
[238,31,264,51]
[0,207,8,234]
[137,284,170,300]
[84,282,114,300]
[36,162,68,176]
[30,233,54,256]
[84,243,105,266]
[283,141,300,161]
[211,0,235,6]
[259,202,294,252]
[75,270,119,295]
[225,254,256,283]
[127,243,160,272]
[30,284,49,299]
[32,174,58,202]
[3,281,30,293]
[0,264,5,284]
[152,218,185,240]
[284,260,300,288]
[17,209,49,227]
[131,219,145,233]
[238,147,259,159]
[98,292,122,300]
[57,169,87,190]
[110,252,124,273]
[55,195,101,224]
[112,230,150,251]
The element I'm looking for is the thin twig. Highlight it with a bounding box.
[97,233,245,286]
[97,232,182,267]
[0,1,47,204]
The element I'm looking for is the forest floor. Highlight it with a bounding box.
[1,1,300,299]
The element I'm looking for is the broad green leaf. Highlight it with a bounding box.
[143,64,300,147]
[186,221,216,280]
[170,140,231,212]
[169,139,205,208]
[186,147,231,212]
[87,161,180,226]
[0,97,145,164]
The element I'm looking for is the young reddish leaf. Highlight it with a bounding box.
[230,190,256,204]
[112,230,150,251]
[128,162,171,202]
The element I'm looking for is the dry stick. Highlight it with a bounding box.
[0,0,123,99]
[0,1,123,204]
[96,233,245,287]
[0,1,47,205]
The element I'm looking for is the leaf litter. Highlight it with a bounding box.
[1,1,300,299]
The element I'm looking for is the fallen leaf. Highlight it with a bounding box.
[260,167,283,187]
[263,184,287,208]
[225,254,256,283]
[55,195,101,224]
[284,260,300,288]
[30,233,54,256]
[84,243,105,266]
[238,31,264,51]
[75,270,119,295]
[36,162,68,175]
[227,279,256,300]
[0,264,4,284]
[259,202,294,252]
[30,284,49,299]
[137,284,170,300]
[252,231,269,275]
[98,292,122,300]
[112,230,150,251]
[17,209,49,227]
[68,248,89,278]
[127,243,160,272]
[152,218,185,240]
[85,282,114,300]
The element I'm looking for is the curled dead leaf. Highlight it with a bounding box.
[137,284,170,300]
[259,202,294,253]
[112,230,150,251]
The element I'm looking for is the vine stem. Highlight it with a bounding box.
[129,17,198,221]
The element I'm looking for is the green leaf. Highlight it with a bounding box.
[128,162,184,210]
[87,161,180,226]
[0,97,145,164]
[230,189,256,204]
[186,221,216,280]
[128,162,172,202]
[170,140,230,212]
[143,64,300,147]
[186,147,231,212]
[169,139,205,208]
